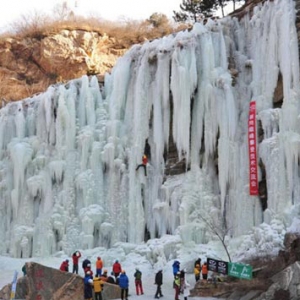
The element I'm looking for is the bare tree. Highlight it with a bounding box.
[52,1,74,21]
[199,214,232,262]
[9,10,51,37]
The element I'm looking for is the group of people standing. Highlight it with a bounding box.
[172,260,190,300]
[58,252,209,300]
[59,254,144,300]
[82,258,129,300]
[171,257,209,300]
[193,258,208,282]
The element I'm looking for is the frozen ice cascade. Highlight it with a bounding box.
[0,0,299,258]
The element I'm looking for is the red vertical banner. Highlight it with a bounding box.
[248,101,258,195]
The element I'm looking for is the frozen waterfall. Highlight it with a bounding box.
[0,0,299,258]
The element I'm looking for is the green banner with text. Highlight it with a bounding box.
[228,262,252,280]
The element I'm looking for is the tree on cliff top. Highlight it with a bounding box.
[173,0,219,22]
[173,0,245,22]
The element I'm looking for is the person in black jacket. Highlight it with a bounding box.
[107,272,116,284]
[154,269,163,299]
[194,258,201,268]
[82,258,91,270]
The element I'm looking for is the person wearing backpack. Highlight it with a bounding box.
[134,267,144,295]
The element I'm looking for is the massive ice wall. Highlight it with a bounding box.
[0,0,299,258]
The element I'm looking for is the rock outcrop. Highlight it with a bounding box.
[194,233,300,300]
[0,28,127,102]
[0,262,120,300]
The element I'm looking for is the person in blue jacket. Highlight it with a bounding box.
[172,260,180,278]
[84,271,93,300]
[118,270,129,300]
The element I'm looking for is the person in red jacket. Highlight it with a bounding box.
[72,251,81,274]
[136,155,148,176]
[59,259,69,272]
[112,260,122,279]
[84,263,93,277]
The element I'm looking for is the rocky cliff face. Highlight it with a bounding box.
[0,28,127,102]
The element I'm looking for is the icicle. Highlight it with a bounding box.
[171,40,197,164]
[0,0,299,258]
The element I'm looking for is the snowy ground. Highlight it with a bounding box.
[2,223,294,300]
[0,253,223,300]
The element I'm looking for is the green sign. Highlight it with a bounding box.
[228,262,252,280]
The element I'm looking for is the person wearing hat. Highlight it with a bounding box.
[118,270,129,300]
[134,267,144,295]
[135,154,148,176]
[84,271,93,300]
[59,259,69,272]
[172,260,180,278]
[113,260,122,279]
[154,269,163,299]
[93,274,104,300]
[96,256,103,277]
[82,258,91,274]
[100,269,108,282]
[174,271,181,300]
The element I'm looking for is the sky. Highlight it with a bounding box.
[0,0,183,32]
[0,0,244,33]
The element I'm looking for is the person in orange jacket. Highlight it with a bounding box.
[136,155,148,176]
[96,256,103,277]
[201,262,208,281]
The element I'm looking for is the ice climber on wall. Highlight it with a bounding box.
[135,154,148,176]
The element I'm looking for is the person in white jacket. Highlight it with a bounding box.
[183,278,190,300]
